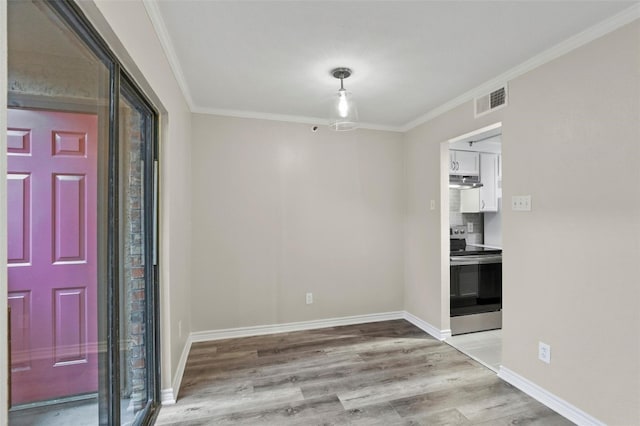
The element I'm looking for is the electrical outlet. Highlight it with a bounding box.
[538,341,551,364]
[430,200,436,210]
[467,222,473,233]
[178,320,182,338]
[306,292,313,305]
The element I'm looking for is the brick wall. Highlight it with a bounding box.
[122,106,147,412]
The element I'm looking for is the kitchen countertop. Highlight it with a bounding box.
[451,244,502,256]
[467,243,502,250]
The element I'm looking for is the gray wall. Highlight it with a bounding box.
[405,20,640,425]
[190,115,405,331]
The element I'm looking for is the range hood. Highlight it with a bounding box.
[449,175,483,189]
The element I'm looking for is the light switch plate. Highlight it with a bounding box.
[512,195,532,211]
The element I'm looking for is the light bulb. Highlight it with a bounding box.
[338,89,349,118]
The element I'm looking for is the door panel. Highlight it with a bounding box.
[7,108,98,405]
[7,174,31,264]
[53,174,86,263]
[53,287,87,365]
[8,291,31,371]
[7,129,31,155]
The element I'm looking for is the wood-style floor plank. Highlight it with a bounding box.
[156,320,573,425]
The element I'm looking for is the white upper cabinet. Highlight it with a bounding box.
[460,152,499,213]
[449,150,479,175]
[479,153,498,212]
[460,187,480,213]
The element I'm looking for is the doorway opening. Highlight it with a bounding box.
[6,1,160,424]
[442,123,503,372]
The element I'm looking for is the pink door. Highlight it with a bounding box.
[7,108,98,405]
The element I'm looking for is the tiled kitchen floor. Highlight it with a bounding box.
[446,329,502,372]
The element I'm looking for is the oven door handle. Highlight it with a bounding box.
[450,255,502,265]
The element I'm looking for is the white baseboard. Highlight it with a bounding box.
[167,310,447,404]
[403,311,451,341]
[498,367,605,426]
[190,311,405,343]
[161,335,193,405]
[165,314,604,426]
[160,388,176,405]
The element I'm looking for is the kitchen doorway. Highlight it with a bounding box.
[443,123,503,372]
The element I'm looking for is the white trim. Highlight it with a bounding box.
[161,335,193,405]
[191,106,403,133]
[498,367,606,426]
[142,0,403,133]
[400,3,640,132]
[165,311,444,403]
[142,3,639,133]
[160,388,176,405]
[448,122,502,144]
[403,311,451,341]
[142,0,195,109]
[190,311,404,343]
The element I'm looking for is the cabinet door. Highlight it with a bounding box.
[454,151,479,175]
[460,187,480,213]
[449,151,457,173]
[480,153,498,212]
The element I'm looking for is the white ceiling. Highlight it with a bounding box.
[150,1,638,131]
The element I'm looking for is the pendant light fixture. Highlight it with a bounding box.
[329,67,358,131]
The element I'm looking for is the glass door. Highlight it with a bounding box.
[7,1,160,424]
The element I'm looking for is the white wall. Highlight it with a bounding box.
[190,115,404,331]
[82,0,193,395]
[405,20,640,425]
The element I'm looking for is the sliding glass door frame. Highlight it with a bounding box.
[39,1,161,424]
[117,73,162,425]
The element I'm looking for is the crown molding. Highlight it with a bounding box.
[142,0,195,109]
[191,106,404,132]
[143,1,639,133]
[399,3,640,132]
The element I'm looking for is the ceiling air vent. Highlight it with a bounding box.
[474,85,508,118]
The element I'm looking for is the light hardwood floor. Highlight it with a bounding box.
[155,320,573,425]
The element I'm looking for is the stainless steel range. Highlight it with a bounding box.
[450,226,502,335]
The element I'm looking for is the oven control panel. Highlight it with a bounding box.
[450,226,467,238]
